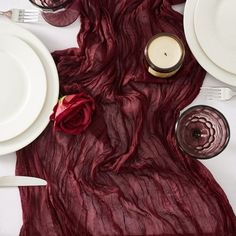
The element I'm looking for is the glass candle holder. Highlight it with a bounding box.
[29,0,79,27]
[144,33,185,78]
[175,105,230,159]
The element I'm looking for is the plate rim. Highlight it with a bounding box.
[194,0,236,74]
[184,0,236,87]
[0,21,59,155]
[0,35,47,142]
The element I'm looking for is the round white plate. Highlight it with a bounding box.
[194,0,236,74]
[0,21,59,155]
[0,35,46,142]
[184,0,236,86]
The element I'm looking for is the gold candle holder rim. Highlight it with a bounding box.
[144,33,185,74]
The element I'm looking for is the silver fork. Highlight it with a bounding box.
[0,9,40,23]
[200,87,236,100]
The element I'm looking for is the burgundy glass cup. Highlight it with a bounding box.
[175,105,230,159]
[29,0,79,27]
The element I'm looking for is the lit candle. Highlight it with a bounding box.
[144,33,185,78]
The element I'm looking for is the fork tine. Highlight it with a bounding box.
[200,90,221,96]
[200,86,221,89]
[200,87,222,92]
[202,95,222,100]
[201,93,221,98]
[19,12,39,16]
[20,10,39,13]
[19,12,40,16]
[19,9,40,20]
[19,15,39,19]
[19,18,39,22]
[201,92,222,97]
[18,17,39,23]
[20,9,39,13]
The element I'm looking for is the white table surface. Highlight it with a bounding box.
[0,1,235,236]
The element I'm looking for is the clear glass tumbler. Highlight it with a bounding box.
[175,105,230,159]
[29,0,79,27]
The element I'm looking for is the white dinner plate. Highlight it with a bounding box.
[194,0,236,75]
[184,0,236,87]
[0,35,46,142]
[0,21,59,155]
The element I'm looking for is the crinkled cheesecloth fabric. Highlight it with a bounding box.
[16,0,236,235]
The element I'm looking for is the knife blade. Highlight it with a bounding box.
[0,176,47,187]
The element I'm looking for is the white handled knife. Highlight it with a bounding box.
[0,176,47,187]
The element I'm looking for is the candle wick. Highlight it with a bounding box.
[164,52,167,56]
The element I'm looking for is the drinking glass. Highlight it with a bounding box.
[29,0,79,27]
[175,105,230,159]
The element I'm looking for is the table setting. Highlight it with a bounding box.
[0,0,236,235]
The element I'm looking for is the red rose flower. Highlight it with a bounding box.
[50,92,95,135]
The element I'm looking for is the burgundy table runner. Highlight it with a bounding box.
[16,0,236,235]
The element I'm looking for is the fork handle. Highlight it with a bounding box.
[0,10,12,18]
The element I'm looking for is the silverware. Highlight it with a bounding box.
[0,9,40,23]
[0,176,47,187]
[200,87,236,101]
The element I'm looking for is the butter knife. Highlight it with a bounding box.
[0,176,47,187]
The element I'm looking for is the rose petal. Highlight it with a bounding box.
[51,92,95,135]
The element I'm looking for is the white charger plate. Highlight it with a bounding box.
[194,0,236,75]
[0,21,59,155]
[0,35,46,142]
[184,0,236,86]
